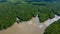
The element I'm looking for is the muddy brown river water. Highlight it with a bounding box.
[0,15,60,34]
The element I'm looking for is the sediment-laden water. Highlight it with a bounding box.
[0,15,60,34]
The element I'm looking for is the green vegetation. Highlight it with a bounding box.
[38,6,48,22]
[27,2,52,6]
[0,3,38,30]
[38,6,55,22]
[0,4,16,30]
[0,0,60,30]
[15,4,38,21]
[52,6,60,16]
[44,19,60,34]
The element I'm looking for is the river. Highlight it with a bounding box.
[0,15,60,34]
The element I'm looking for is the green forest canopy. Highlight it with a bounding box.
[0,3,38,30]
[0,0,60,30]
[44,19,60,34]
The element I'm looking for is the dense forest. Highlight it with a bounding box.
[44,19,60,34]
[0,0,60,30]
[0,2,38,30]
[38,6,55,22]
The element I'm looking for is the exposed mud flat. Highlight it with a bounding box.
[0,15,60,34]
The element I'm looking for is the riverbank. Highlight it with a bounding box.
[0,15,60,34]
[0,16,45,34]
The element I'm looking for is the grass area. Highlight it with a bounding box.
[44,19,60,34]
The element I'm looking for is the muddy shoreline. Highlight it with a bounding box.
[0,15,60,34]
